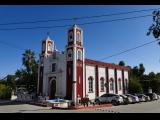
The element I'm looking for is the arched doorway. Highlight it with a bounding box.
[50,79,56,99]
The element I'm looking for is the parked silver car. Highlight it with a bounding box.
[145,93,158,101]
[125,94,139,103]
[137,94,148,102]
[95,93,124,106]
[120,94,132,104]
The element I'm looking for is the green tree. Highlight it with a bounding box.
[139,63,145,78]
[118,61,125,66]
[15,49,38,91]
[22,49,36,74]
[147,10,160,44]
[148,72,156,80]
[128,79,143,94]
[6,75,16,90]
[15,69,28,86]
[132,66,139,77]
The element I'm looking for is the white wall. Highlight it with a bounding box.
[56,52,66,97]
[42,51,66,98]
[108,68,115,94]
[85,65,96,100]
[98,67,106,97]
[117,70,123,95]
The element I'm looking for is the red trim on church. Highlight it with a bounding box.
[85,59,130,71]
[114,69,118,94]
[122,70,125,94]
[106,67,109,93]
[76,41,82,46]
[95,65,99,97]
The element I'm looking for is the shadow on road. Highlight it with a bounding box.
[0,101,28,106]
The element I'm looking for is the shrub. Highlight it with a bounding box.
[0,84,12,100]
[128,80,143,94]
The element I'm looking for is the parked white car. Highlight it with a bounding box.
[125,94,139,103]
[95,93,124,106]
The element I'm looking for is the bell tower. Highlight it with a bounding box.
[41,35,54,56]
[66,24,85,105]
[38,34,54,96]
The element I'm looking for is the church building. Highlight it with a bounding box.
[37,24,130,104]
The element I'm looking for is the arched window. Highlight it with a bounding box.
[88,76,93,92]
[100,77,105,92]
[68,31,73,42]
[76,31,81,41]
[51,63,56,72]
[118,78,122,90]
[67,49,73,61]
[77,50,82,60]
[110,78,114,91]
[48,42,52,52]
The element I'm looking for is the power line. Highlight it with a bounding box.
[0,40,25,51]
[0,38,159,63]
[0,7,159,26]
[100,39,159,61]
[0,14,152,31]
[78,14,151,26]
[0,40,39,55]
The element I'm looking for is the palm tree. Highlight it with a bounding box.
[22,49,36,74]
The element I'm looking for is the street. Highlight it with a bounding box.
[0,99,160,113]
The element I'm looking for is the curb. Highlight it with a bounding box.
[67,104,113,110]
[28,102,112,111]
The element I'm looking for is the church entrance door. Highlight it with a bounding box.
[50,79,56,99]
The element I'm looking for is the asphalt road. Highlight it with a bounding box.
[0,99,160,113]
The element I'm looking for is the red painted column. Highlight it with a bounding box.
[38,66,44,96]
[84,64,86,98]
[105,67,109,93]
[114,69,118,94]
[66,62,73,100]
[76,61,83,98]
[122,70,125,94]
[95,65,99,97]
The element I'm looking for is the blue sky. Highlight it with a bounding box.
[0,5,160,78]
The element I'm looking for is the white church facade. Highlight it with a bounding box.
[37,24,130,104]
